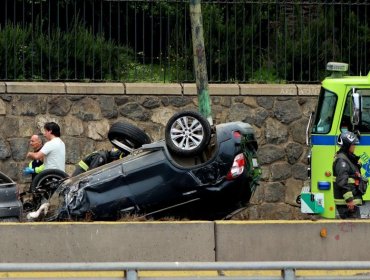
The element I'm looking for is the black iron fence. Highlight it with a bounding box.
[0,0,369,83]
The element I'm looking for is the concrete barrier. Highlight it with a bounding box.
[215,220,370,261]
[0,222,214,262]
[3,220,370,262]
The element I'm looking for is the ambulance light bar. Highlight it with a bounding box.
[326,62,348,72]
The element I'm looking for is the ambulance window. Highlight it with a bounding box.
[340,96,351,132]
[312,89,337,134]
[358,90,370,132]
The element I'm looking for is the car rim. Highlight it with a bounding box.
[36,175,63,192]
[170,115,204,150]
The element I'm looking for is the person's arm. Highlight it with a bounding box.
[334,159,354,209]
[35,163,45,174]
[27,150,45,161]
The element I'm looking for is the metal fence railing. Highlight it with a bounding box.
[1,261,370,280]
[0,0,369,83]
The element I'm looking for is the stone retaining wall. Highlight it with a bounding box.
[0,82,321,220]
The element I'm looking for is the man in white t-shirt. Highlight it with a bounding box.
[27,122,66,172]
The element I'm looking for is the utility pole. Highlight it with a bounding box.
[189,0,213,125]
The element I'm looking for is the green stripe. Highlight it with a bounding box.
[35,164,45,174]
[343,191,354,200]
[334,198,362,205]
[78,160,89,171]
[332,176,355,184]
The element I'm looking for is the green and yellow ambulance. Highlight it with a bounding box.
[301,62,370,218]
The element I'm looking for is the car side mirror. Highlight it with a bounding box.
[354,129,361,141]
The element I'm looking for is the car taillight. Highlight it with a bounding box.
[226,153,245,180]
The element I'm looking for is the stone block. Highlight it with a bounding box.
[5,82,65,94]
[66,83,124,95]
[240,84,297,96]
[125,83,181,95]
[0,99,6,115]
[297,84,321,96]
[183,83,239,96]
[0,82,5,93]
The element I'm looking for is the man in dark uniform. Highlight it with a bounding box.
[72,148,125,177]
[23,134,45,180]
[21,134,45,211]
[333,131,367,219]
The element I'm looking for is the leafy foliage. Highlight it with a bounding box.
[0,19,136,80]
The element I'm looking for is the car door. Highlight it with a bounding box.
[123,149,198,211]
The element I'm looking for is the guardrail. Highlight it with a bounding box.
[1,262,370,280]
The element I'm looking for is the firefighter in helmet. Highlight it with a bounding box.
[72,148,126,177]
[333,131,367,218]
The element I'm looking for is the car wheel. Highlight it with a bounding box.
[165,110,211,156]
[108,122,151,152]
[30,169,69,209]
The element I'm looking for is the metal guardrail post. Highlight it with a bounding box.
[127,269,138,280]
[282,268,296,280]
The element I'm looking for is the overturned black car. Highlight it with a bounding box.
[28,110,261,221]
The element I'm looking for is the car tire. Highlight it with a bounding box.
[108,122,151,151]
[165,110,212,156]
[30,169,69,208]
